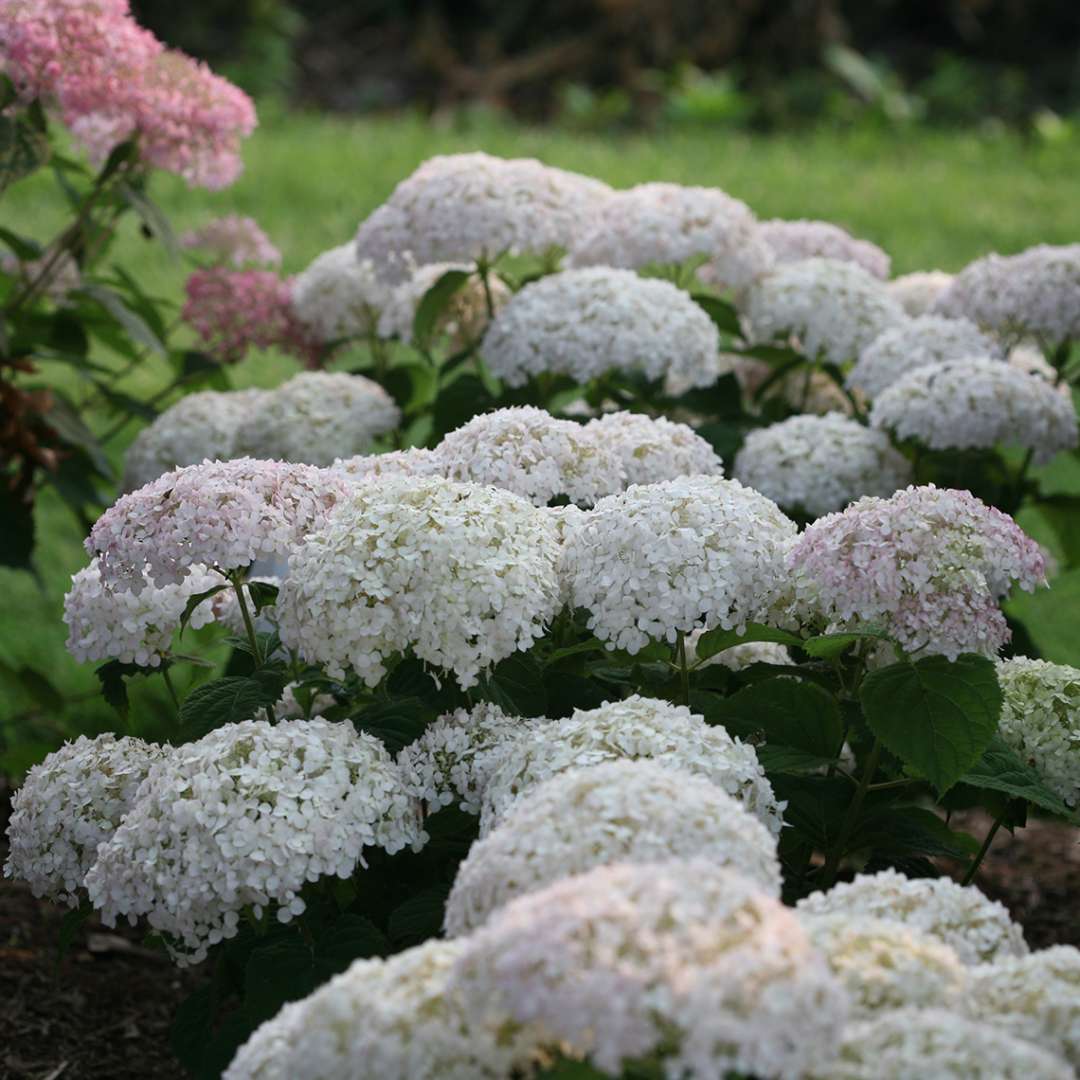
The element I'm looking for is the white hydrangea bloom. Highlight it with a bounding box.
[480,268,721,390]
[733,413,911,518]
[451,859,848,1080]
[290,243,388,341]
[122,388,268,491]
[354,152,612,283]
[566,181,772,289]
[87,458,350,593]
[396,703,541,814]
[847,314,1004,399]
[224,939,539,1080]
[273,681,337,720]
[758,219,890,279]
[688,634,791,670]
[560,476,797,653]
[796,869,1028,965]
[276,477,562,689]
[479,694,781,836]
[445,761,781,935]
[966,945,1080,1070]
[743,257,905,365]
[815,1008,1073,1080]
[376,262,510,346]
[996,657,1080,808]
[329,447,445,482]
[4,734,169,906]
[233,372,400,467]
[799,913,968,1017]
[935,243,1080,346]
[870,357,1079,465]
[85,718,424,965]
[887,269,954,316]
[585,411,723,486]
[432,406,624,507]
[64,558,221,666]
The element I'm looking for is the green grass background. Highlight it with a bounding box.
[3,110,1080,769]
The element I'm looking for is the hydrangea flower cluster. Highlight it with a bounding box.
[481,267,721,389]
[179,215,281,268]
[689,635,792,670]
[585,411,723,487]
[732,413,912,518]
[886,269,955,315]
[224,940,539,1080]
[935,243,1080,346]
[87,457,349,592]
[995,657,1080,808]
[276,477,562,688]
[816,1008,1072,1080]
[85,718,424,965]
[966,945,1080,1070]
[377,263,511,346]
[560,476,798,653]
[122,388,267,490]
[63,558,221,665]
[445,761,782,935]
[788,485,1046,659]
[567,181,772,289]
[4,733,169,906]
[799,913,968,1017]
[329,447,445,482]
[396,703,541,814]
[796,869,1029,966]
[450,859,848,1080]
[354,152,611,282]
[233,371,400,466]
[847,314,1002,399]
[290,244,387,342]
[869,357,1079,465]
[743,257,905,365]
[432,406,624,507]
[479,695,782,836]
[182,268,319,365]
[758,218,890,279]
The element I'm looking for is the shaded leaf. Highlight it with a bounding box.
[694,622,803,662]
[690,293,741,335]
[179,676,278,736]
[476,653,547,717]
[413,269,470,345]
[388,884,450,947]
[959,734,1074,818]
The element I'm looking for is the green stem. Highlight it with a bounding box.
[161,665,180,714]
[961,810,1005,886]
[676,630,690,707]
[820,737,883,889]
[231,578,262,667]
[1008,446,1035,513]
[478,263,496,320]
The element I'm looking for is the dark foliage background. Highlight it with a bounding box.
[132,0,1080,126]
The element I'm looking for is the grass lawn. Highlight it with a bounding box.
[4,109,1080,768]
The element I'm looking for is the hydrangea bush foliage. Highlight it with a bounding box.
[5,29,1080,1075]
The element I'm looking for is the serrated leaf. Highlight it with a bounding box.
[770,775,854,849]
[412,268,470,345]
[179,583,229,634]
[802,629,894,660]
[710,676,844,758]
[476,653,547,717]
[855,805,980,860]
[179,676,277,736]
[693,622,803,662]
[243,936,316,1025]
[95,660,149,718]
[352,697,430,753]
[959,734,1073,818]
[859,654,1002,793]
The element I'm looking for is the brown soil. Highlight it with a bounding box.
[1,795,1077,1079]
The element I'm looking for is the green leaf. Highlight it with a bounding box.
[709,676,844,758]
[693,622,803,662]
[801,629,895,660]
[0,488,34,571]
[770,775,854,849]
[959,734,1074,818]
[476,653,547,717]
[855,805,980,860]
[736,344,804,365]
[0,224,42,261]
[0,113,49,192]
[352,697,430,753]
[412,269,470,345]
[56,902,93,961]
[431,373,495,441]
[170,984,253,1080]
[95,660,152,718]
[179,676,278,736]
[388,884,450,947]
[79,283,167,356]
[859,654,1002,793]
[313,914,388,980]
[755,744,838,775]
[243,936,317,1025]
[690,293,741,335]
[44,391,112,477]
[247,580,279,613]
[118,181,179,259]
[179,583,229,634]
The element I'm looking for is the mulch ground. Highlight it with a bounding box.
[1,792,1077,1079]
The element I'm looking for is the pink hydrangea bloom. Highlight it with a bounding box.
[788,485,1046,659]
[182,268,321,366]
[86,458,351,593]
[180,216,280,269]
